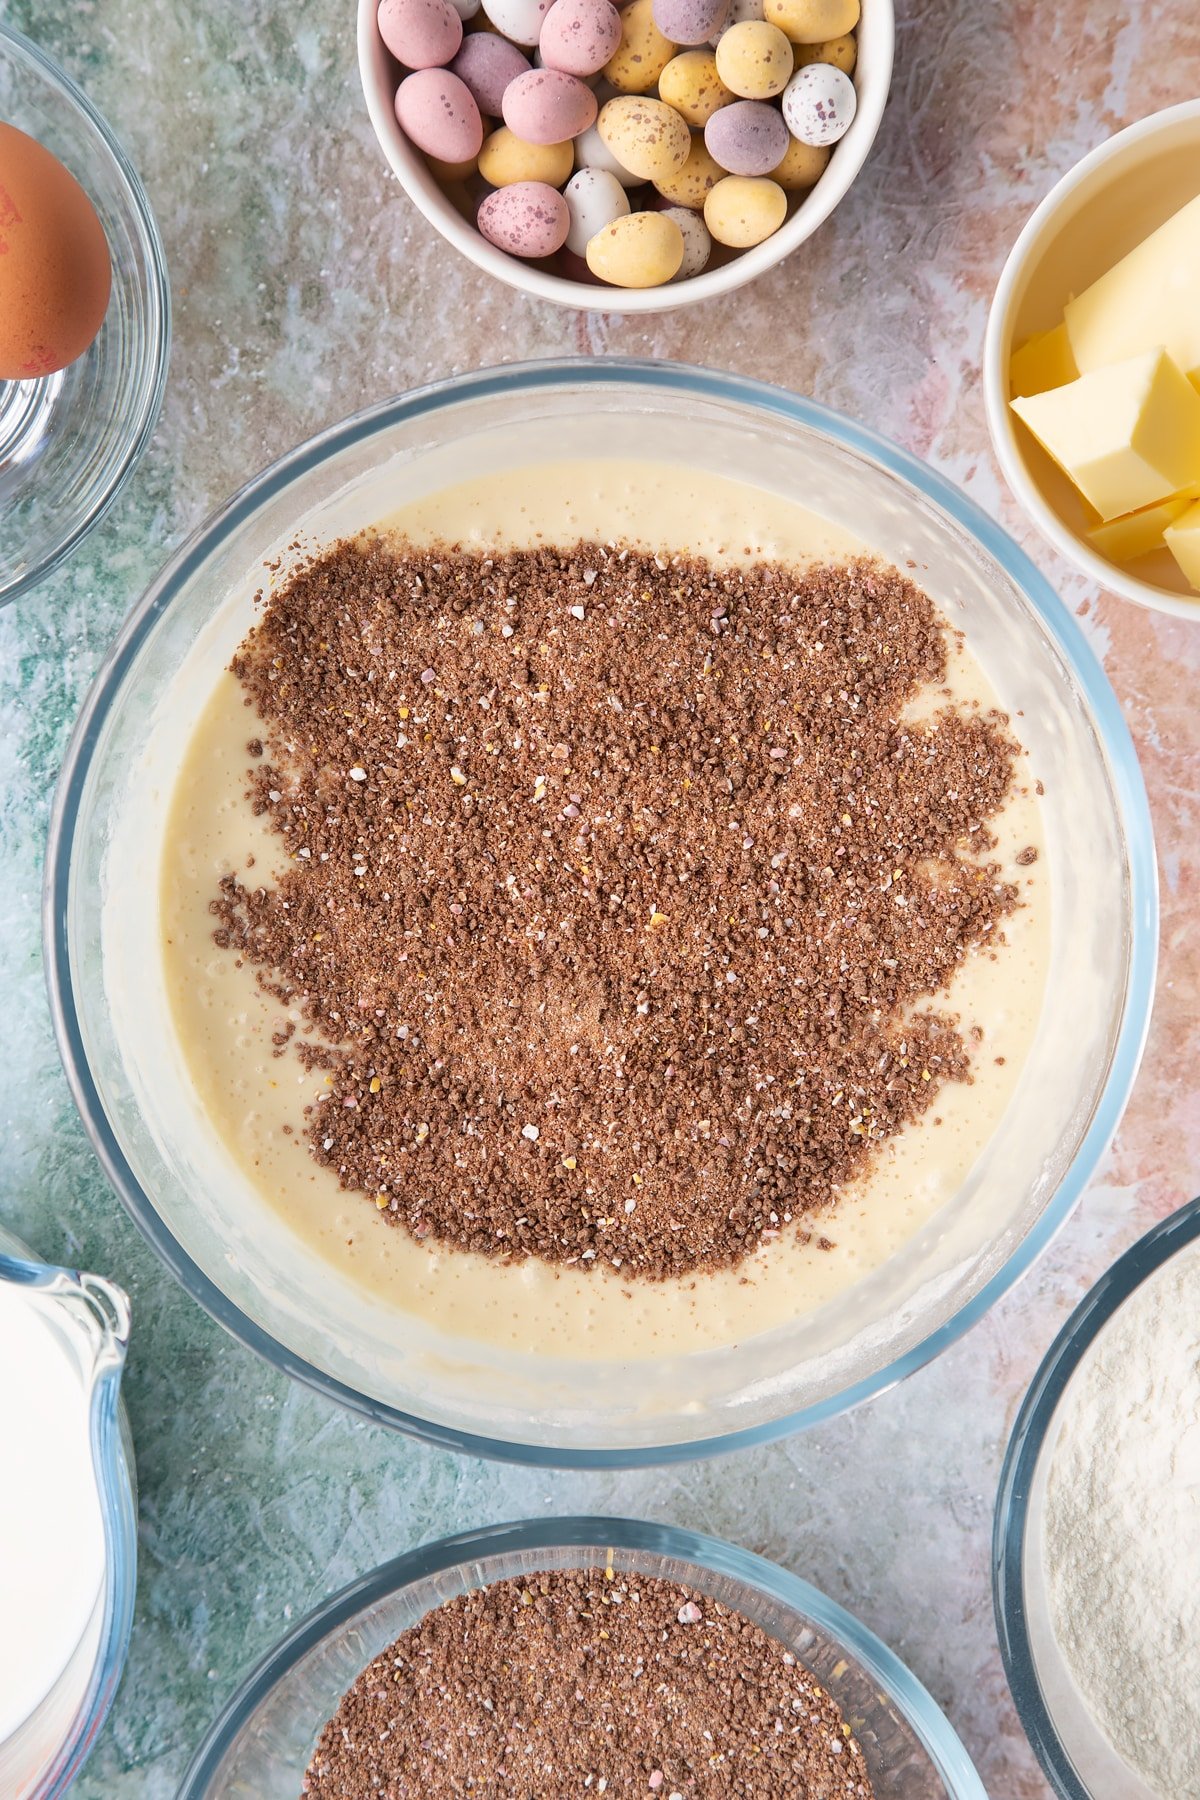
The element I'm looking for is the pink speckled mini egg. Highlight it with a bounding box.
[539,0,623,76]
[704,97,787,174]
[477,179,571,255]
[652,0,729,45]
[378,0,464,69]
[502,67,597,144]
[395,67,485,161]
[451,32,532,115]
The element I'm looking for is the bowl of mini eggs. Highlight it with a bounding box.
[357,0,893,308]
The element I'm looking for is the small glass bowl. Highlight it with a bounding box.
[179,1516,988,1798]
[45,360,1157,1464]
[0,21,170,607]
[992,1195,1200,1799]
[0,1224,137,1800]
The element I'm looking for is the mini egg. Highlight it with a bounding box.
[651,131,723,207]
[477,180,571,254]
[572,120,642,186]
[703,171,786,244]
[449,0,483,16]
[769,133,829,187]
[714,19,793,97]
[658,50,734,125]
[539,0,623,75]
[503,67,598,141]
[451,32,531,115]
[0,124,111,380]
[395,68,485,161]
[602,0,677,94]
[586,209,684,285]
[781,60,856,144]
[704,97,788,175]
[598,95,691,181]
[563,166,631,254]
[660,203,712,276]
[481,0,556,47]
[652,0,729,47]
[377,0,463,68]
[763,0,857,41]
[793,31,855,71]
[479,125,575,185]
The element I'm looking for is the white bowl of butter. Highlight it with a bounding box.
[984,100,1200,619]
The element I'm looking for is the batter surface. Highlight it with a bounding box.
[158,461,1049,1359]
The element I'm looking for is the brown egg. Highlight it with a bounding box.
[0,123,112,381]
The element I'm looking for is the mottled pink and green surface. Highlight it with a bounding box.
[1,0,1197,1794]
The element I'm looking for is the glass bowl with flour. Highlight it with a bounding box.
[45,361,1156,1463]
[994,1195,1200,1800]
[0,1225,136,1799]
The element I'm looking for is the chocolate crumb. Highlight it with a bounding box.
[1015,845,1038,866]
[210,537,1022,1279]
[300,1569,876,1799]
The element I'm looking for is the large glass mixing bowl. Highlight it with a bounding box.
[44,361,1157,1465]
[178,1517,988,1800]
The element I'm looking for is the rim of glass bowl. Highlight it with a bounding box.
[43,358,1159,1470]
[178,1514,989,1800]
[0,20,171,606]
[991,1194,1200,1800]
[0,1230,137,1800]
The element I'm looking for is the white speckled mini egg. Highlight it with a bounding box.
[481,0,556,47]
[660,203,711,276]
[781,60,855,145]
[563,165,631,253]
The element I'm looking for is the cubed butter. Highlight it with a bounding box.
[1164,500,1200,593]
[1011,349,1200,521]
[1009,322,1077,398]
[1087,490,1197,564]
[1065,193,1200,377]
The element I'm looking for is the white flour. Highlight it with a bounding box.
[1044,1238,1200,1799]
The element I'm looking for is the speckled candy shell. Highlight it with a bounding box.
[395,67,484,161]
[451,32,532,115]
[704,97,788,174]
[378,0,464,67]
[502,66,598,141]
[539,0,623,75]
[477,179,571,254]
[652,0,729,45]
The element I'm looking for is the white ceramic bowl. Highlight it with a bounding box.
[356,0,893,312]
[984,100,1200,620]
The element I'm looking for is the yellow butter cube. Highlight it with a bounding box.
[1009,322,1077,399]
[1087,490,1198,563]
[1164,500,1200,593]
[1065,194,1200,377]
[1011,349,1200,521]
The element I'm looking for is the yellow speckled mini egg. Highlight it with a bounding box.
[713,20,793,98]
[585,209,685,285]
[703,172,786,244]
[769,134,829,189]
[598,95,691,181]
[658,50,735,126]
[651,131,724,207]
[478,126,574,186]
[602,0,677,93]
[792,30,855,71]
[763,0,857,40]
